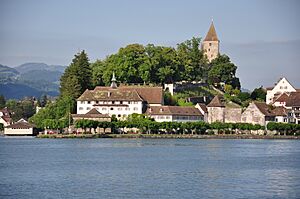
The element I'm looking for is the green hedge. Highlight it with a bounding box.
[267,122,300,134]
[74,119,266,134]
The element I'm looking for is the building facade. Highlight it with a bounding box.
[146,106,203,122]
[285,92,300,124]
[207,95,225,123]
[241,102,275,126]
[72,108,111,122]
[76,75,163,119]
[266,77,297,104]
[0,107,12,127]
[4,119,36,136]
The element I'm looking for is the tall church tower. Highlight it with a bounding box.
[202,21,219,62]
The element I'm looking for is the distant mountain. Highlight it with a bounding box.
[0,64,20,81]
[20,70,62,83]
[0,83,59,99]
[0,62,66,99]
[14,62,67,73]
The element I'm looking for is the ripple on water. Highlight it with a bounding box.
[0,138,299,199]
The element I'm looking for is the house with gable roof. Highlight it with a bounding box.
[0,107,12,127]
[76,73,163,119]
[146,106,203,122]
[285,92,300,124]
[195,103,208,122]
[72,108,111,122]
[4,118,36,136]
[207,95,242,123]
[241,102,276,126]
[266,77,298,104]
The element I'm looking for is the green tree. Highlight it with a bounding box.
[208,54,240,89]
[101,44,146,85]
[6,100,23,121]
[251,86,266,101]
[60,50,92,99]
[29,96,75,128]
[21,100,35,119]
[40,94,48,107]
[91,60,106,86]
[176,37,207,81]
[237,92,251,102]
[0,95,6,109]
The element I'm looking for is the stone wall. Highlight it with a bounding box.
[241,103,265,126]
[202,40,219,62]
[225,108,242,123]
[208,107,224,123]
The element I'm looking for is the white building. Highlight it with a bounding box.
[0,107,12,127]
[4,119,36,136]
[266,77,297,104]
[195,103,208,122]
[76,73,163,119]
[146,106,203,122]
[285,92,300,124]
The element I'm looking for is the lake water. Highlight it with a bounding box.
[0,137,299,199]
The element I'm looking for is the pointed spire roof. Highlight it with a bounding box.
[207,95,225,107]
[111,72,116,81]
[204,21,219,42]
[110,72,117,89]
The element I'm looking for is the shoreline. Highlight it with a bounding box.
[36,134,300,139]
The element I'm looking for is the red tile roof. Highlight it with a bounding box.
[286,92,300,107]
[72,108,110,118]
[207,95,225,107]
[78,86,163,104]
[146,106,203,116]
[253,102,274,116]
[271,107,287,116]
[6,121,35,129]
[196,103,208,113]
[78,88,143,102]
[274,93,289,102]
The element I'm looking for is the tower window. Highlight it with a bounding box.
[209,43,212,46]
[208,48,210,51]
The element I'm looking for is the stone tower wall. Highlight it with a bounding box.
[202,40,219,62]
[224,108,242,123]
[207,107,224,123]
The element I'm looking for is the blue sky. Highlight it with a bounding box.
[0,0,299,89]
